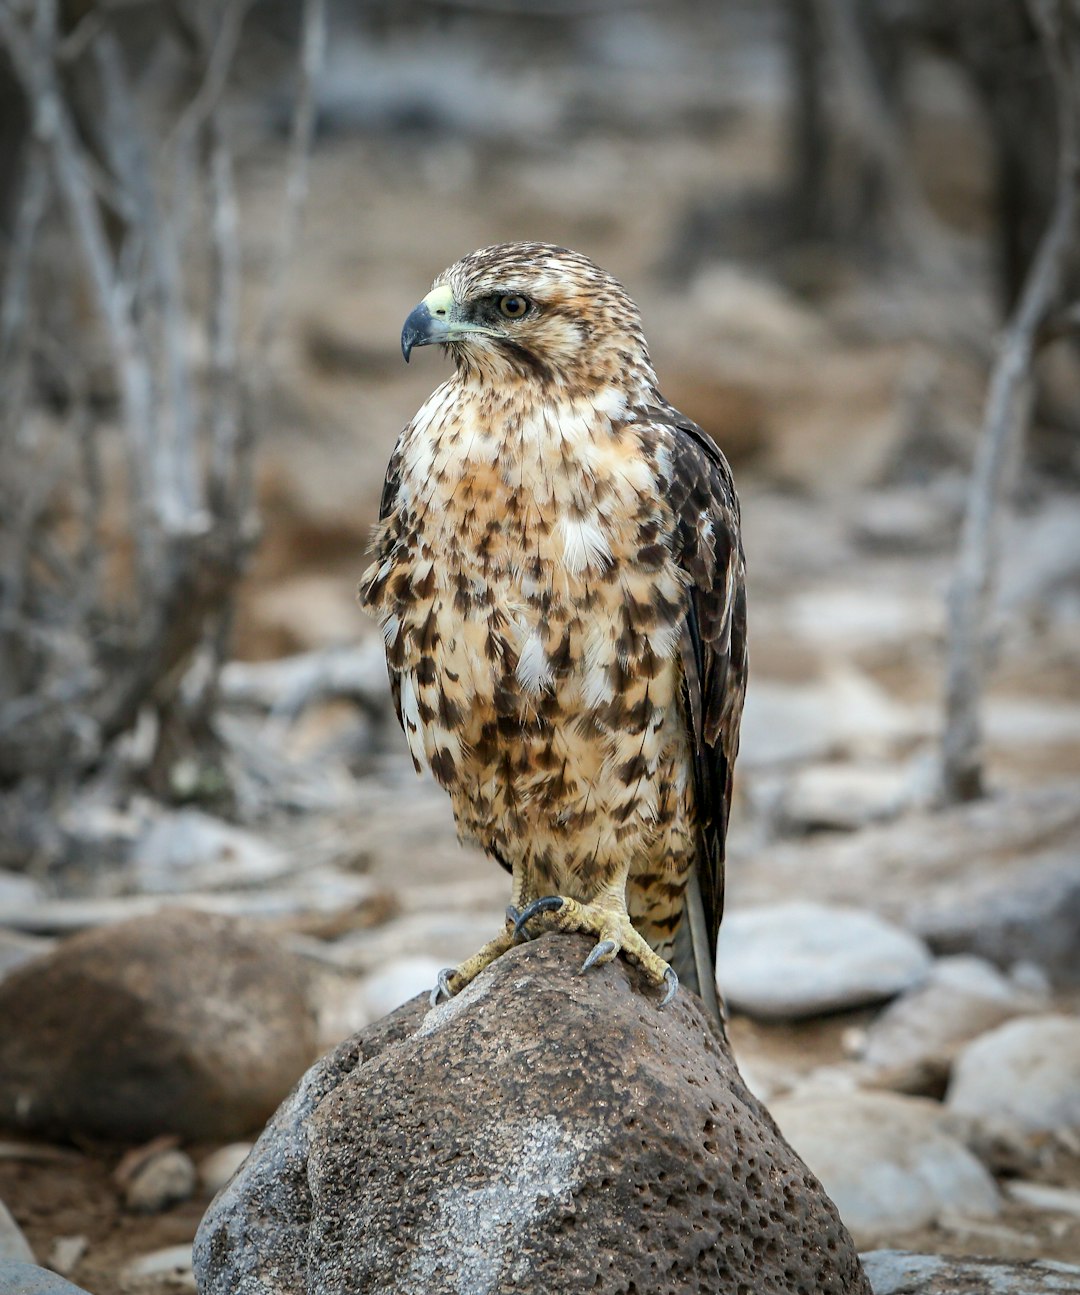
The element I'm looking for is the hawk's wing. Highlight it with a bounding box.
[636,403,748,1003]
[361,437,406,732]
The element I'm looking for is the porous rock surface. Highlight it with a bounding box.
[0,909,316,1142]
[195,934,870,1295]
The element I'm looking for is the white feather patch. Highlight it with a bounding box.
[515,631,553,695]
[558,516,611,576]
[381,613,400,647]
[399,672,428,770]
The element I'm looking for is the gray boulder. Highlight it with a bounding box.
[946,1014,1080,1170]
[0,1264,93,1295]
[0,909,317,1142]
[862,1250,1080,1294]
[195,934,871,1295]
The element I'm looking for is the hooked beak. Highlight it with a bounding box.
[400,282,493,362]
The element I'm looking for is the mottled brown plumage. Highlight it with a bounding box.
[360,243,746,1020]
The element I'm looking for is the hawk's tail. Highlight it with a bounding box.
[671,870,725,1029]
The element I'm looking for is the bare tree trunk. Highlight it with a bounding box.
[941,0,1080,802]
[0,0,324,824]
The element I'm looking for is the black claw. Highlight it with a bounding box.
[506,904,526,939]
[660,966,679,1008]
[430,967,455,1007]
[581,939,617,973]
[513,895,564,939]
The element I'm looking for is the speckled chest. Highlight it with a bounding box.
[363,379,695,869]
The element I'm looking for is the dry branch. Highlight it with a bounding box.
[941,0,1080,802]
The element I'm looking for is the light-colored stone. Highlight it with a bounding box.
[45,1237,87,1278]
[859,956,1046,1093]
[0,1198,34,1263]
[947,1014,1080,1167]
[0,931,54,983]
[123,1148,198,1213]
[716,902,932,1020]
[739,669,917,769]
[731,783,1080,987]
[862,1249,1080,1294]
[770,1091,1000,1245]
[121,1244,195,1287]
[1005,1180,1080,1217]
[132,811,292,894]
[360,956,446,1019]
[778,762,913,833]
[0,873,44,909]
[199,1144,254,1197]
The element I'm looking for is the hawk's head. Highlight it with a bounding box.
[400,242,654,392]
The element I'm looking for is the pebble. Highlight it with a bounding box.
[858,955,1045,1093]
[716,902,932,1020]
[120,1244,195,1287]
[199,1144,254,1196]
[45,1237,87,1277]
[0,931,53,984]
[131,810,292,894]
[1005,1180,1080,1217]
[947,1014,1080,1168]
[739,668,916,768]
[122,1148,198,1213]
[0,1198,34,1263]
[0,1263,94,1295]
[770,1090,999,1243]
[360,956,447,1019]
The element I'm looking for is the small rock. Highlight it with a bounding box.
[0,931,54,984]
[717,903,932,1020]
[120,1244,194,1287]
[859,956,1045,1094]
[851,488,960,553]
[45,1237,87,1278]
[1005,1180,1080,1217]
[0,1263,94,1295]
[778,762,912,833]
[132,810,291,894]
[0,872,44,909]
[862,1250,1080,1294]
[770,1091,1000,1244]
[360,956,446,1019]
[0,1198,34,1263]
[740,669,916,768]
[199,1143,253,1196]
[0,909,317,1141]
[194,935,871,1295]
[123,1148,197,1213]
[947,1014,1080,1170]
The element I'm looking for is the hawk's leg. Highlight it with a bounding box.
[513,873,679,1006]
[430,862,531,1005]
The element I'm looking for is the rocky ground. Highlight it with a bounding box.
[2,3,1080,1292]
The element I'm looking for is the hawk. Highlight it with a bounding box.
[360,243,746,1024]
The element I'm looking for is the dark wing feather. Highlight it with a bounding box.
[637,403,748,970]
[361,439,406,732]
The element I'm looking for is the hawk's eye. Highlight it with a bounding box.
[498,294,529,319]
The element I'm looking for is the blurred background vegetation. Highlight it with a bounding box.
[0,0,1078,881]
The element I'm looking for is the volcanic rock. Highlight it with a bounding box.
[195,934,871,1295]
